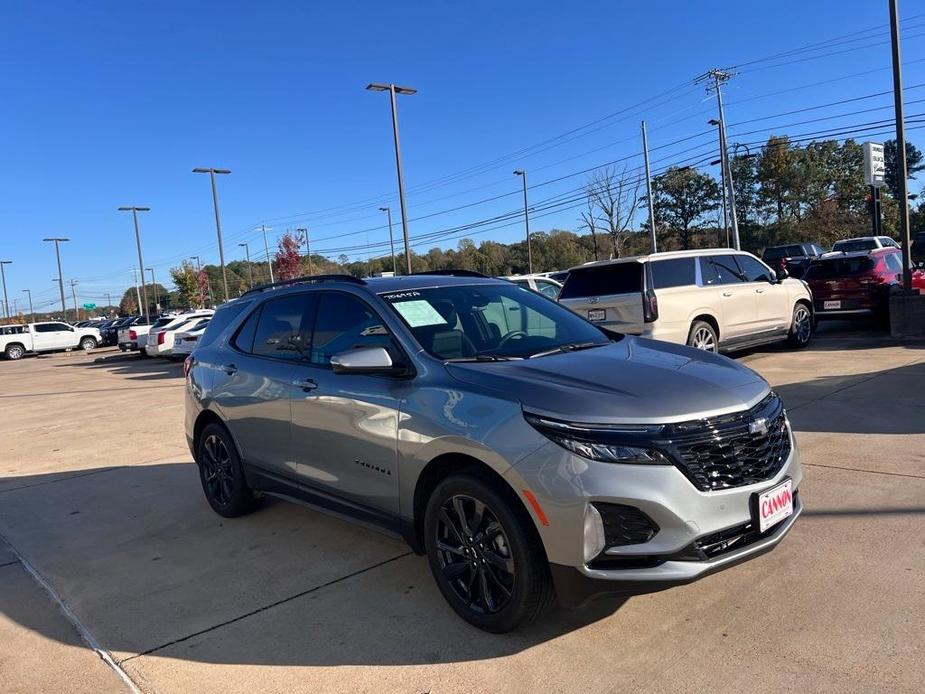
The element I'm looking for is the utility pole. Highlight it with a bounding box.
[889,0,914,291]
[146,267,158,312]
[296,227,312,274]
[709,120,730,246]
[641,121,658,253]
[260,225,275,283]
[379,206,398,274]
[697,69,740,250]
[193,167,231,301]
[43,237,70,320]
[118,207,151,323]
[238,242,254,286]
[106,292,113,315]
[131,267,143,317]
[68,279,79,321]
[0,260,11,319]
[513,170,533,273]
[366,83,416,274]
[22,289,34,323]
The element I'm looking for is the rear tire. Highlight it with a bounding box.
[687,320,718,353]
[196,422,259,518]
[787,303,813,348]
[4,344,25,360]
[423,473,553,633]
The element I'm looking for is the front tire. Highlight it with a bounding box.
[787,303,813,348]
[79,337,97,351]
[423,473,553,633]
[196,422,259,518]
[687,320,718,353]
[5,344,25,360]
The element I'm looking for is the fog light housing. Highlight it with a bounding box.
[583,503,606,563]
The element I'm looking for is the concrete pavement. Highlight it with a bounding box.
[0,330,922,693]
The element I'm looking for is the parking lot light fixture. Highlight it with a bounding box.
[146,267,159,312]
[238,242,254,286]
[193,168,231,301]
[42,237,70,321]
[366,83,415,274]
[118,206,152,324]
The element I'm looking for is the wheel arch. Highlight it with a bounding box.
[689,313,720,341]
[192,409,236,461]
[3,342,27,358]
[410,452,537,556]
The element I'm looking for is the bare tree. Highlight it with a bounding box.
[578,195,600,261]
[586,165,642,258]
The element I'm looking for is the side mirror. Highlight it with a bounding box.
[775,267,789,282]
[331,346,394,375]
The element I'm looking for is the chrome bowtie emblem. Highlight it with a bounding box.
[749,418,769,435]
[589,296,599,304]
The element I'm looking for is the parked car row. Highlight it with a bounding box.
[0,321,102,360]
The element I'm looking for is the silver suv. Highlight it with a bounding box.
[184,272,802,632]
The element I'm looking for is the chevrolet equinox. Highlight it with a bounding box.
[184,272,802,632]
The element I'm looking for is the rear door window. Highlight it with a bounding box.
[559,264,642,299]
[708,255,747,284]
[650,258,696,289]
[735,255,774,282]
[253,294,315,361]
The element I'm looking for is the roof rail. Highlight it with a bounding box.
[240,273,366,298]
[410,269,489,278]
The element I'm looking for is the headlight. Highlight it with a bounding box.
[524,413,670,465]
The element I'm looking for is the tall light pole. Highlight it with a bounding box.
[697,69,740,250]
[238,242,254,286]
[43,237,69,320]
[0,260,11,319]
[192,167,231,301]
[513,170,533,273]
[146,267,159,312]
[22,289,34,323]
[889,0,914,291]
[379,206,398,274]
[68,279,79,321]
[118,206,151,324]
[366,83,416,274]
[260,224,274,283]
[131,267,143,317]
[641,121,658,253]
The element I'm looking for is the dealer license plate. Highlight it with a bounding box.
[823,300,841,310]
[756,479,794,533]
[587,308,606,322]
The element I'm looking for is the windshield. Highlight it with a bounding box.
[379,283,611,360]
[833,239,877,252]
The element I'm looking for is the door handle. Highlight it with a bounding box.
[222,363,237,375]
[755,288,765,294]
[292,378,318,391]
[722,291,733,297]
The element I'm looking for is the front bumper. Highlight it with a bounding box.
[506,427,802,604]
[551,495,802,606]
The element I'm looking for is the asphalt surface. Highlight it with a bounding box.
[0,326,922,693]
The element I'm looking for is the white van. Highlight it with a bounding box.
[557,249,814,353]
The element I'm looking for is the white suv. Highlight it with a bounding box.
[557,249,814,352]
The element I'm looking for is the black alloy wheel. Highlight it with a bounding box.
[435,494,516,615]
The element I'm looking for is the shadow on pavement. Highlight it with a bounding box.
[52,351,183,381]
[0,461,624,668]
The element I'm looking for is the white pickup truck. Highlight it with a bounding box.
[0,321,102,360]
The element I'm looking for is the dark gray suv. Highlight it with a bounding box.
[184,272,801,632]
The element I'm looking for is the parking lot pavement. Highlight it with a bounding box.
[0,334,923,693]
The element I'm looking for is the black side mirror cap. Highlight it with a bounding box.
[775,267,790,281]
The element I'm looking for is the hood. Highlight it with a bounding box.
[445,337,768,424]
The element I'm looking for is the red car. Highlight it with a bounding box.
[804,248,925,323]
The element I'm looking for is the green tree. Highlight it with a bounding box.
[884,139,925,200]
[652,167,721,249]
[170,261,201,309]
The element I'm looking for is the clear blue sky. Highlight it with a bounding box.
[1,1,924,312]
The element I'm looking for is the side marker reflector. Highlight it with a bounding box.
[522,489,550,526]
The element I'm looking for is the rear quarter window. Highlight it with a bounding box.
[197,301,252,348]
[650,258,696,289]
[559,263,642,299]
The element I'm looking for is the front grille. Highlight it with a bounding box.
[663,393,791,491]
[594,502,658,547]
